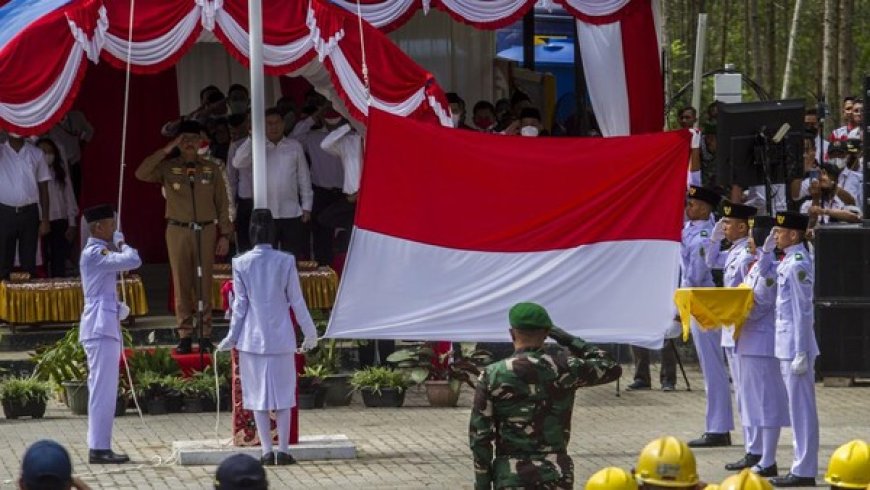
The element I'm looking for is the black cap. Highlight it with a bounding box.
[828,140,848,155]
[846,139,861,154]
[445,92,463,105]
[687,185,722,207]
[21,440,72,489]
[519,107,542,121]
[83,204,114,223]
[721,201,757,220]
[775,211,810,231]
[749,215,775,245]
[215,454,267,489]
[178,120,204,135]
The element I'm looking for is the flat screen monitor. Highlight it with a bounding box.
[715,99,805,188]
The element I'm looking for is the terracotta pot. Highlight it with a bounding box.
[425,380,460,407]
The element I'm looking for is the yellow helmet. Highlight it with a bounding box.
[634,436,699,487]
[705,485,720,490]
[825,440,870,488]
[586,467,639,490]
[720,469,773,490]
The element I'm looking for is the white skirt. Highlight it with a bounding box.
[738,354,790,428]
[238,351,297,411]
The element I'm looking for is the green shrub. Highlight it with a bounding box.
[0,377,51,404]
[350,366,409,395]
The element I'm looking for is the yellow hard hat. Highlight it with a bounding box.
[706,485,720,490]
[634,436,699,487]
[586,467,639,490]
[825,440,870,488]
[720,469,773,490]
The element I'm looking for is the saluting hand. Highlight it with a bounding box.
[761,230,777,254]
[163,135,183,155]
[711,218,726,242]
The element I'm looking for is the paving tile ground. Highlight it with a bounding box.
[0,365,867,489]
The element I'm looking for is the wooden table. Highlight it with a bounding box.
[211,262,338,310]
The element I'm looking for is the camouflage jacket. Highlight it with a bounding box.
[468,327,622,489]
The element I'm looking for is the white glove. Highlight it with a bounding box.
[690,128,701,149]
[118,302,130,321]
[791,352,808,375]
[301,337,318,352]
[711,219,726,242]
[112,231,125,249]
[762,231,777,253]
[216,338,234,352]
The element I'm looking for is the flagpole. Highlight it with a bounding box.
[248,0,267,209]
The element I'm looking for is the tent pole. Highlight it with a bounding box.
[248,0,267,209]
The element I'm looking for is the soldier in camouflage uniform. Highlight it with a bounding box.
[469,302,622,489]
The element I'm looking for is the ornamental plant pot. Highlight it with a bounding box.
[182,396,204,413]
[424,380,460,407]
[62,381,89,416]
[145,398,168,415]
[2,399,47,419]
[360,387,405,408]
[297,392,318,410]
[165,393,183,413]
[323,374,353,406]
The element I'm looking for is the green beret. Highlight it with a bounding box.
[509,302,554,330]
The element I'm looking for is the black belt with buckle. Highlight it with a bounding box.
[167,219,216,229]
[0,203,38,214]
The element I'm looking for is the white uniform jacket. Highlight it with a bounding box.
[78,238,141,342]
[736,250,778,357]
[224,244,317,354]
[774,243,819,360]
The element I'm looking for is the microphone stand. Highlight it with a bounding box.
[188,164,207,369]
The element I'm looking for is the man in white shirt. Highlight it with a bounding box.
[225,113,253,253]
[48,110,94,199]
[293,107,346,267]
[233,108,313,259]
[829,99,862,141]
[0,133,52,280]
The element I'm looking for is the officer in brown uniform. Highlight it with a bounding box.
[135,120,231,353]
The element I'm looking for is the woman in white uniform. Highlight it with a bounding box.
[218,208,318,466]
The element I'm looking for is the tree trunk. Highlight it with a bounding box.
[765,0,776,93]
[781,0,804,98]
[837,0,853,102]
[749,0,762,83]
[719,0,731,68]
[822,0,837,117]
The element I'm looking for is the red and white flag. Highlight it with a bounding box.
[325,110,689,348]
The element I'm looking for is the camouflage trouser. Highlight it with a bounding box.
[492,453,574,489]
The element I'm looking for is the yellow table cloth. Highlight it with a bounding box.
[211,262,338,310]
[0,275,149,325]
[673,287,754,341]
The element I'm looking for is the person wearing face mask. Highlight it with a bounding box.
[803,109,828,163]
[472,101,497,132]
[161,85,228,138]
[801,163,861,227]
[446,93,471,130]
[0,131,52,280]
[518,107,546,137]
[790,139,857,209]
[226,84,250,115]
[291,106,346,267]
[837,139,863,206]
[36,138,78,277]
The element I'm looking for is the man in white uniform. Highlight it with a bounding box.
[79,204,141,464]
[217,209,318,466]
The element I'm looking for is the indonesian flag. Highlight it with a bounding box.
[325,110,689,348]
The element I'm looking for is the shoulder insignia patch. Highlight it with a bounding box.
[765,278,775,287]
[795,253,803,260]
[700,230,709,237]
[171,167,183,175]
[100,249,110,256]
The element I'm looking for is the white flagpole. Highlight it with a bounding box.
[248,0,267,209]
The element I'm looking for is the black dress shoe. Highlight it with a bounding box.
[687,432,731,447]
[89,449,130,464]
[725,453,762,471]
[626,380,651,391]
[275,452,297,465]
[751,464,778,477]
[198,338,214,353]
[176,337,193,354]
[769,472,816,487]
[260,451,275,466]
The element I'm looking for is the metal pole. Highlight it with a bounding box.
[572,27,588,136]
[522,10,535,70]
[248,0,267,209]
[691,14,708,127]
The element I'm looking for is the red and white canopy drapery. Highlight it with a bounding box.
[0,0,451,135]
[326,0,664,136]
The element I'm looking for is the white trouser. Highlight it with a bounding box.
[724,346,757,452]
[691,324,733,433]
[83,337,121,450]
[780,359,819,478]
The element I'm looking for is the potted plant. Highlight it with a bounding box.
[134,372,183,415]
[0,377,50,419]
[350,366,409,408]
[189,367,226,412]
[297,365,327,409]
[307,339,353,406]
[386,343,482,407]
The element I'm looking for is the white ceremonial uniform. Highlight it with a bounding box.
[704,236,754,447]
[775,243,819,478]
[79,237,141,450]
[222,244,317,410]
[683,219,733,434]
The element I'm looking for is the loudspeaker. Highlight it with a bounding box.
[813,225,870,377]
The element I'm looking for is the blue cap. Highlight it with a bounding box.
[214,454,267,489]
[21,440,72,489]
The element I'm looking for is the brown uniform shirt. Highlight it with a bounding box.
[135,150,232,235]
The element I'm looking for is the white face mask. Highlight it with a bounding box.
[520,126,539,137]
[830,157,846,169]
[45,154,56,165]
[324,117,343,126]
[8,132,21,139]
[451,113,462,128]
